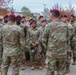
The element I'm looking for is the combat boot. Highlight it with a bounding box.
[72,62,76,65]
[31,66,35,70]
[39,66,42,70]
[21,65,26,70]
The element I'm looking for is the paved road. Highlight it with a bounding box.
[0,64,76,75]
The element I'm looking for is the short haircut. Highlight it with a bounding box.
[38,16,44,20]
[51,12,60,18]
[70,15,75,18]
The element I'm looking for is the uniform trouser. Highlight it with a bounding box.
[1,55,20,75]
[21,51,26,64]
[30,52,42,66]
[66,51,71,71]
[0,46,3,66]
[72,50,76,62]
[46,56,66,75]
[71,42,76,62]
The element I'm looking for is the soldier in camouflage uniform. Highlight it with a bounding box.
[16,15,22,26]
[0,23,3,70]
[38,20,47,62]
[61,15,73,74]
[0,14,25,75]
[19,16,29,70]
[69,15,76,65]
[16,15,25,70]
[3,15,8,25]
[42,9,72,75]
[28,19,42,70]
[37,16,45,28]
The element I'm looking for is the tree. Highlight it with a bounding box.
[42,7,50,20]
[42,4,50,20]
[0,0,13,7]
[64,1,75,17]
[21,6,34,18]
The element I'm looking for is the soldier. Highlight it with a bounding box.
[61,15,73,74]
[28,19,42,70]
[38,20,47,58]
[0,14,25,75]
[69,15,76,26]
[3,15,8,25]
[21,16,30,27]
[16,15,22,26]
[69,15,76,65]
[42,9,72,75]
[37,19,47,69]
[0,21,3,71]
[19,16,29,70]
[21,16,26,23]
[37,16,45,28]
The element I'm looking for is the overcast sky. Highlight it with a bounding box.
[12,0,76,13]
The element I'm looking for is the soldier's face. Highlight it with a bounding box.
[42,22,46,27]
[21,18,26,23]
[61,17,67,23]
[70,17,74,22]
[40,18,44,23]
[31,23,36,28]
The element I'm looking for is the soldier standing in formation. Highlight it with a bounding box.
[0,18,4,70]
[19,16,30,70]
[61,15,73,74]
[27,19,42,70]
[37,16,45,28]
[0,14,25,75]
[69,15,76,65]
[0,8,76,75]
[38,20,47,60]
[41,9,72,75]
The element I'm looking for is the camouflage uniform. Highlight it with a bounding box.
[19,23,29,69]
[28,27,41,67]
[20,23,29,53]
[20,23,29,45]
[65,23,73,73]
[0,24,3,65]
[42,20,72,75]
[38,26,46,58]
[37,23,42,28]
[0,23,25,75]
[70,22,76,64]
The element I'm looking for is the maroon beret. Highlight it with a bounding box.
[16,15,22,20]
[30,19,36,25]
[8,14,16,19]
[50,9,60,15]
[29,18,34,23]
[61,14,67,18]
